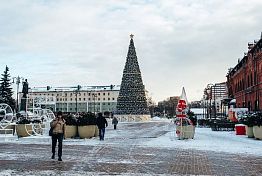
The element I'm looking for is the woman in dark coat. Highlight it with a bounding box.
[96,113,108,140]
[112,116,118,130]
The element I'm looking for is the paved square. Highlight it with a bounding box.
[0,122,261,175]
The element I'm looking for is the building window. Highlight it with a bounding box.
[98,98,100,101]
[98,93,100,96]
[108,92,110,96]
[108,103,110,105]
[251,74,253,86]
[71,98,72,101]
[52,94,54,96]
[65,98,67,101]
[70,93,72,96]
[57,99,59,101]
[79,98,81,101]
[84,98,86,101]
[112,98,115,100]
[103,93,105,96]
[88,98,91,101]
[108,98,110,101]
[57,94,59,96]
[103,98,105,101]
[88,93,91,96]
[84,93,86,96]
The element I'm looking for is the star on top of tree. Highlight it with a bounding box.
[130,34,134,39]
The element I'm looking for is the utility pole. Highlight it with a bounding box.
[92,93,97,114]
[73,85,81,113]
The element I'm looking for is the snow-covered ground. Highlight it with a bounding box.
[144,126,262,156]
[0,118,261,157]
[0,119,262,175]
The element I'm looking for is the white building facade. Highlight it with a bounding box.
[19,85,120,113]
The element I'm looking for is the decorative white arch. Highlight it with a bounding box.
[0,103,14,130]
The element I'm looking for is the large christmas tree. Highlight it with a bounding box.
[115,35,150,119]
[0,66,15,110]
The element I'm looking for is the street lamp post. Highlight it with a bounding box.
[206,83,215,119]
[92,93,97,114]
[73,85,81,113]
[12,76,24,112]
[214,88,216,119]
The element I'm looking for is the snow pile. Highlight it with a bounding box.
[151,116,171,122]
[144,127,262,156]
[152,116,161,120]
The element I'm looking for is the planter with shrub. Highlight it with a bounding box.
[252,112,262,140]
[64,114,78,139]
[16,118,32,137]
[77,112,97,139]
[239,114,254,138]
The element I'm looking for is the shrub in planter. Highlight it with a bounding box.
[77,112,97,126]
[174,118,195,139]
[187,111,197,126]
[77,112,97,139]
[252,112,262,139]
[238,114,255,138]
[64,114,78,126]
[64,114,78,138]
[16,117,31,124]
[252,112,262,127]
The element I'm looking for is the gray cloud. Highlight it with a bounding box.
[0,0,262,102]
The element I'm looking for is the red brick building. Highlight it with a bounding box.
[227,33,262,111]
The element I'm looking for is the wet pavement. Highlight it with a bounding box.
[0,122,261,175]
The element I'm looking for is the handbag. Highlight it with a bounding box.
[49,127,54,136]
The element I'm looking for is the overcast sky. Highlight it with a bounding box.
[0,0,262,102]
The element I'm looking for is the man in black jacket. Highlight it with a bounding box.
[96,112,108,140]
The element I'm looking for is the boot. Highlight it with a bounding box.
[58,157,62,161]
[51,153,55,159]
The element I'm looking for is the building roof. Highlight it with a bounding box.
[30,85,121,92]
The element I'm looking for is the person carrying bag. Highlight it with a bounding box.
[50,111,65,161]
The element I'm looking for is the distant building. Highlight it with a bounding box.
[19,85,120,113]
[210,82,228,100]
[227,33,262,111]
[202,82,228,118]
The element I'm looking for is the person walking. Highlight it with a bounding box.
[50,111,66,161]
[96,112,108,140]
[112,116,118,130]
